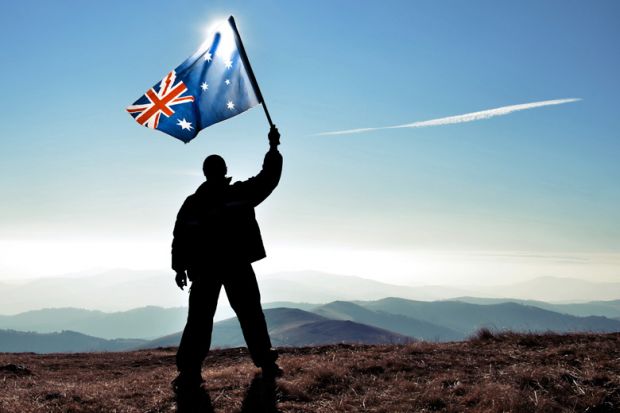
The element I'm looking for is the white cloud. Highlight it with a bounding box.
[318,98,581,136]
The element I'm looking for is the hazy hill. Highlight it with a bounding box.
[358,297,620,335]
[0,270,186,313]
[0,306,187,339]
[262,301,320,311]
[0,329,145,353]
[3,270,620,315]
[218,308,330,348]
[272,319,412,346]
[139,307,323,348]
[139,308,411,349]
[143,298,620,349]
[0,304,327,341]
[1,270,470,315]
[1,333,618,412]
[259,271,473,302]
[477,276,620,302]
[313,301,462,341]
[454,297,620,318]
[247,273,620,303]
[3,296,620,352]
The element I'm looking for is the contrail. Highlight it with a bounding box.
[317,98,581,136]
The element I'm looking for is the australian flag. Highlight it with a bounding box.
[126,17,262,143]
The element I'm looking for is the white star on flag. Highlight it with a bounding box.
[204,51,212,62]
[227,101,235,110]
[225,79,231,85]
[225,59,233,69]
[200,82,208,91]
[177,118,193,130]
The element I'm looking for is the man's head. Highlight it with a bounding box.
[203,154,227,180]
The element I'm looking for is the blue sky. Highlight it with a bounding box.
[0,1,619,283]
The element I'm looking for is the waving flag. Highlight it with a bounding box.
[126,17,265,143]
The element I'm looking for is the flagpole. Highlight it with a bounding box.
[228,16,274,128]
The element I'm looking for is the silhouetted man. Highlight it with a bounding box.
[172,126,283,392]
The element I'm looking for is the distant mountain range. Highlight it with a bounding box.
[0,270,186,314]
[0,307,411,353]
[257,271,473,303]
[3,270,620,314]
[313,301,463,341]
[141,308,412,349]
[357,298,620,336]
[4,296,620,342]
[453,297,620,319]
[0,329,144,353]
[473,276,620,302]
[0,306,187,339]
[2,296,620,353]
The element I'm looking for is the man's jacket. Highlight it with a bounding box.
[172,148,282,273]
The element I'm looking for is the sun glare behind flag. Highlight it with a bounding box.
[126,17,265,143]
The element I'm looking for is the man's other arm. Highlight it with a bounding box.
[171,198,191,290]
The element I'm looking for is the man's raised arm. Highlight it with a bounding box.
[233,126,283,206]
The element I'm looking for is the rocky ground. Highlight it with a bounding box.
[1,331,619,412]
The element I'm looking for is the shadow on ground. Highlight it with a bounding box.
[240,373,280,413]
[176,373,280,413]
[175,386,215,413]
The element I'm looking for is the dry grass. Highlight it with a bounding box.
[1,332,619,412]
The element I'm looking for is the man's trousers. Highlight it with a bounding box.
[176,261,276,377]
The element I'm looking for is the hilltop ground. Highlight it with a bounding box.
[1,332,619,412]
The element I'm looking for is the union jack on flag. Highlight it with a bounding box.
[126,71,194,129]
[126,17,262,143]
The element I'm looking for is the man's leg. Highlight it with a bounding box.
[176,275,222,384]
[224,263,278,369]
